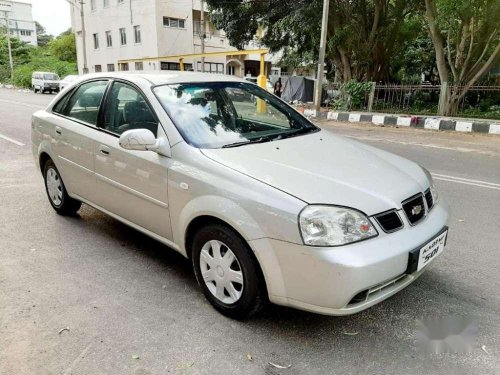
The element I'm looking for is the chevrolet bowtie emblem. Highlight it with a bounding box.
[411,205,423,216]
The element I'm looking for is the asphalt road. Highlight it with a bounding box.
[1,88,499,375]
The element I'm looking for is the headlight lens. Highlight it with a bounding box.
[299,205,378,246]
[421,166,439,204]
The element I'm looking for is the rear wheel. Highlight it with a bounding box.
[192,224,266,319]
[43,159,81,215]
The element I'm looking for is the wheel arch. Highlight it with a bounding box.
[184,214,269,300]
[39,151,52,174]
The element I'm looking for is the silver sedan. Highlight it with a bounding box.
[31,72,449,318]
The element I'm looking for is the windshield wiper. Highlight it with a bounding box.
[222,135,279,148]
[279,127,317,140]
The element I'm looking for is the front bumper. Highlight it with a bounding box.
[249,199,450,315]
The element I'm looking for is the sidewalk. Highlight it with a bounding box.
[301,108,500,135]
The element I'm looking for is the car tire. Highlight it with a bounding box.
[192,224,267,319]
[43,159,81,216]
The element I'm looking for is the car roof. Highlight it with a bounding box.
[33,71,58,75]
[81,71,248,86]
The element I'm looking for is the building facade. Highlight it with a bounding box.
[0,0,38,46]
[70,0,274,77]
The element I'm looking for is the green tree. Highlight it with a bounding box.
[207,0,420,83]
[0,36,33,82]
[424,0,500,114]
[35,21,53,47]
[49,32,76,62]
[12,48,77,88]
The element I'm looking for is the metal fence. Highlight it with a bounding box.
[325,83,500,120]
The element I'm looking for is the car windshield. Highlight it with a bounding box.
[44,74,59,80]
[153,82,318,149]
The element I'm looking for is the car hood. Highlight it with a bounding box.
[201,130,430,216]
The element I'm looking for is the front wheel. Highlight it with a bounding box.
[192,224,267,319]
[43,159,81,215]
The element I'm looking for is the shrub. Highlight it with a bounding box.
[12,52,77,88]
[330,80,373,111]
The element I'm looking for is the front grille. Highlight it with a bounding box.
[374,210,404,233]
[402,193,426,225]
[424,188,434,210]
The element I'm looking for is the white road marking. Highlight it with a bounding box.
[0,133,25,146]
[432,176,500,191]
[343,134,498,156]
[432,173,500,187]
[0,98,45,109]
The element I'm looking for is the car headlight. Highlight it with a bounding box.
[421,166,439,204]
[299,205,378,247]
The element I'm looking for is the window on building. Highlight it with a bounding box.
[160,62,193,71]
[95,65,102,72]
[103,0,109,8]
[20,30,32,36]
[91,0,96,11]
[196,61,224,74]
[135,62,144,71]
[118,0,124,3]
[133,25,141,44]
[119,63,129,71]
[107,64,115,72]
[93,33,99,49]
[105,31,112,47]
[119,28,127,45]
[163,17,186,29]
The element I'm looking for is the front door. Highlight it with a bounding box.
[92,80,173,240]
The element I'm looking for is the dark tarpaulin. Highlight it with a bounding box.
[281,76,315,103]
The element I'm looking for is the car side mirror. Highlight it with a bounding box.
[119,128,171,157]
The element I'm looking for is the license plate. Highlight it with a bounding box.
[417,230,447,271]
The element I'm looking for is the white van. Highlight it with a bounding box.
[31,72,61,94]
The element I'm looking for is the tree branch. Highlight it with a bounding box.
[459,43,500,101]
[455,18,471,70]
[424,0,449,83]
[447,31,458,82]
[459,20,475,82]
[369,0,383,45]
[467,29,497,81]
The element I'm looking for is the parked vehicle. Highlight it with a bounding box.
[31,73,449,318]
[59,75,79,91]
[31,72,61,94]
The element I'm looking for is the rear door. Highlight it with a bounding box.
[92,80,173,240]
[51,79,109,201]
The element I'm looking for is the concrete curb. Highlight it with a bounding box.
[303,109,500,135]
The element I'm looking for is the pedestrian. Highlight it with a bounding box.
[274,78,283,98]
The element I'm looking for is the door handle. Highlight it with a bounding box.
[99,145,110,156]
[55,126,62,135]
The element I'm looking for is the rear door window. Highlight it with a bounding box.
[63,80,109,126]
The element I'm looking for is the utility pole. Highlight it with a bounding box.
[200,0,205,72]
[66,0,88,74]
[314,0,330,113]
[0,1,14,80]
[79,0,88,73]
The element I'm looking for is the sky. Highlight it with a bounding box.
[22,0,72,36]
